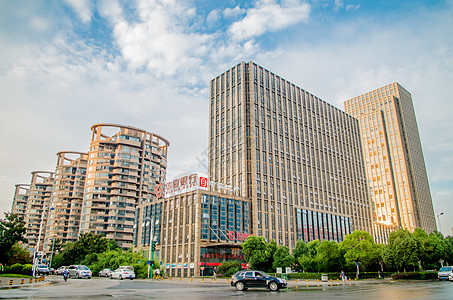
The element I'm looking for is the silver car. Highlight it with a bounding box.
[68,265,92,279]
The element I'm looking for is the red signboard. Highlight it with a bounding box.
[227,231,250,242]
[200,177,208,188]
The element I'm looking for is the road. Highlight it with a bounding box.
[1,276,453,299]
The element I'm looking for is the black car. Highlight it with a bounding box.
[230,270,287,291]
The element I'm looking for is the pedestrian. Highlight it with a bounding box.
[156,268,160,279]
[340,270,346,284]
[212,267,217,279]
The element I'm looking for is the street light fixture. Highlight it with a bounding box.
[436,212,444,234]
[144,217,154,279]
[32,206,54,277]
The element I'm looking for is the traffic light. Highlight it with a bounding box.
[151,241,156,252]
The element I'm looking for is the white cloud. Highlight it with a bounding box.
[65,0,93,24]
[228,0,310,41]
[223,5,246,18]
[206,9,221,25]
[345,4,360,11]
[334,0,344,12]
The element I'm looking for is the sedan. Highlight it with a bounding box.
[110,268,135,280]
[56,266,68,275]
[98,268,113,277]
[68,265,92,279]
[231,270,287,291]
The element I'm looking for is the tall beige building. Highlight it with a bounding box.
[209,61,373,249]
[44,151,88,251]
[23,171,54,253]
[80,124,169,249]
[12,184,30,218]
[344,83,436,235]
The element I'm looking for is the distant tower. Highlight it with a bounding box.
[44,151,88,251]
[344,83,436,236]
[79,124,169,249]
[12,184,30,218]
[24,171,54,253]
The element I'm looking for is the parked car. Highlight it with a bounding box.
[56,266,68,275]
[110,268,135,280]
[98,268,113,277]
[230,270,287,291]
[438,266,453,281]
[68,265,92,279]
[119,266,134,271]
[449,272,453,282]
[37,264,50,275]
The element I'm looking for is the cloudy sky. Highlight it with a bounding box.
[1,0,452,236]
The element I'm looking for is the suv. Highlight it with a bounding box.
[37,265,50,275]
[231,270,287,291]
[68,265,92,279]
[438,266,453,281]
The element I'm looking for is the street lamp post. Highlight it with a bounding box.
[436,212,444,234]
[49,237,56,269]
[145,217,154,279]
[32,206,54,277]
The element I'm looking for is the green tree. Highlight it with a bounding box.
[218,260,242,277]
[8,242,32,265]
[313,240,343,272]
[293,240,309,260]
[444,236,453,266]
[52,233,110,267]
[383,229,422,272]
[339,231,379,278]
[0,212,26,265]
[292,240,309,271]
[241,236,275,272]
[298,255,314,272]
[272,245,294,270]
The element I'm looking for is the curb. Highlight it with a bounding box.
[0,276,48,289]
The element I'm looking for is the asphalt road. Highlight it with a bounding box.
[1,276,453,299]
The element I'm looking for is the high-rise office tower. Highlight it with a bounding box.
[209,61,373,249]
[44,151,88,251]
[24,171,54,253]
[344,83,436,234]
[79,124,169,249]
[12,184,30,218]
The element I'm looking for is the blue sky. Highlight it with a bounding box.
[1,0,452,236]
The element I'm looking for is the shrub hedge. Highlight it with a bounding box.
[1,263,33,275]
[391,271,438,280]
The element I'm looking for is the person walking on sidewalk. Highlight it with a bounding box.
[212,267,217,279]
[340,270,346,284]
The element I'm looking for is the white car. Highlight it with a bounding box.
[110,268,135,280]
[37,264,50,275]
[68,265,92,279]
[438,266,453,281]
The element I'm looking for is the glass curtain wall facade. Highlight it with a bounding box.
[209,61,373,249]
[152,190,250,278]
[344,83,436,233]
[44,151,88,251]
[80,124,169,249]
